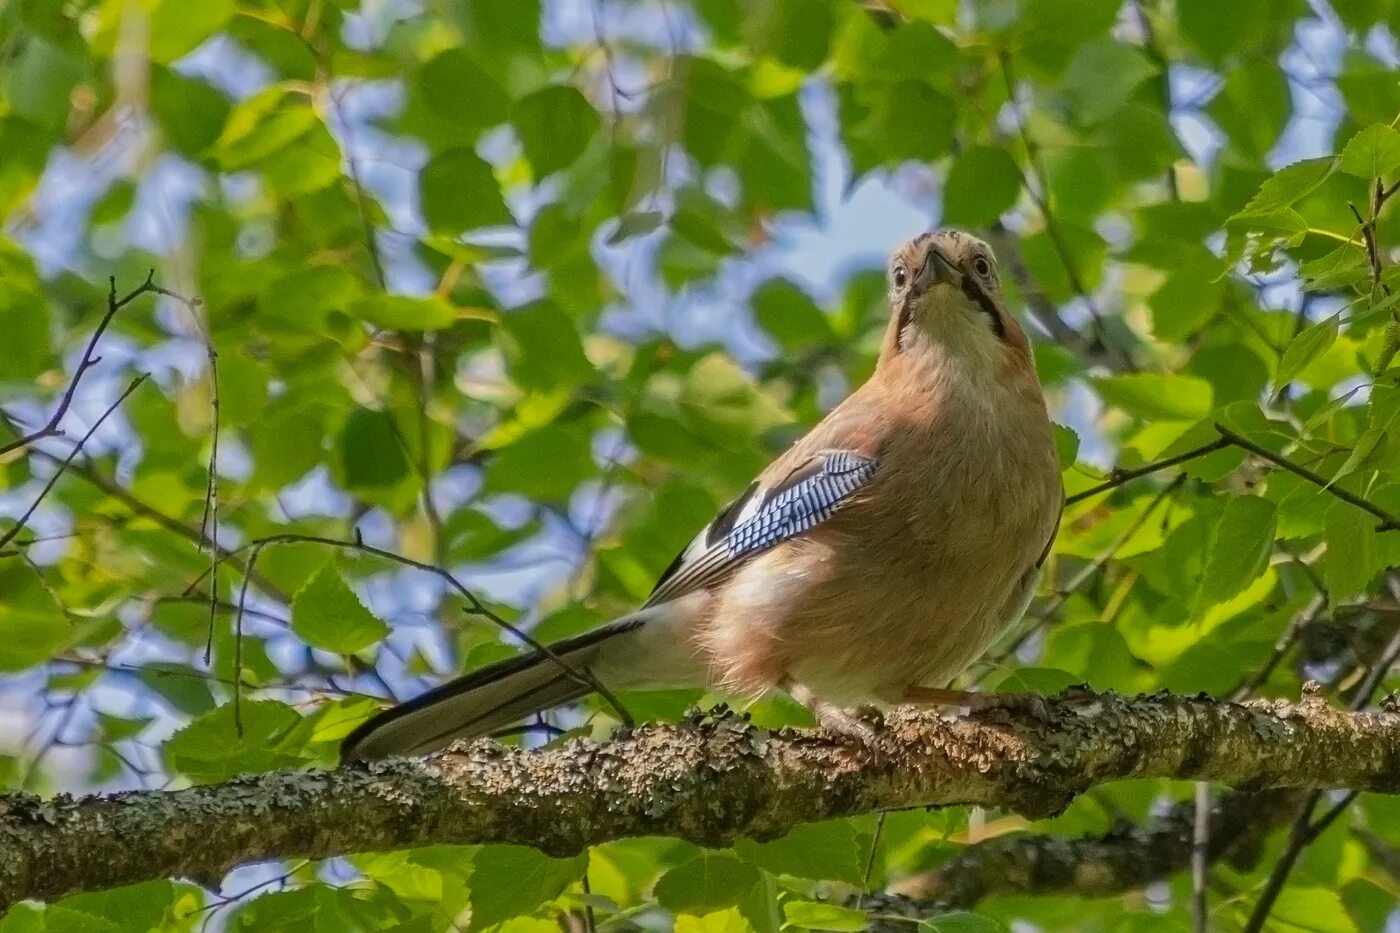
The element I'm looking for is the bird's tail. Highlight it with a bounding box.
[341,615,648,762]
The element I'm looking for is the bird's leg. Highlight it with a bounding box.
[903,685,1052,720]
[782,678,883,746]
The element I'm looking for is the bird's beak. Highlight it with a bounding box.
[916,243,959,291]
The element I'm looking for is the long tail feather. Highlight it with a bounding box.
[341,617,645,762]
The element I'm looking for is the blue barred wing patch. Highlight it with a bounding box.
[725,451,878,558]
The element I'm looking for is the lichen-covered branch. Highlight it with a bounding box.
[881,788,1301,912]
[4,689,1400,911]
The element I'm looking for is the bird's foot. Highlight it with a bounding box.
[814,704,885,747]
[902,686,1053,722]
[782,678,886,753]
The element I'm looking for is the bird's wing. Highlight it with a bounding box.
[642,449,879,608]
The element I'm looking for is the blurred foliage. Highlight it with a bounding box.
[1,0,1400,929]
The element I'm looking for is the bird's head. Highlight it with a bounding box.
[881,230,1029,366]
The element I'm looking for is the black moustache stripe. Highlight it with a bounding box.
[895,297,914,350]
[960,276,1007,342]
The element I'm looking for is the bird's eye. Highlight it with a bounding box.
[893,266,907,289]
[972,256,994,279]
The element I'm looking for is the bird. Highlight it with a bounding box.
[342,230,1063,762]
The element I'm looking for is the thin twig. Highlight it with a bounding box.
[25,450,283,597]
[175,295,223,667]
[1135,1,1180,202]
[1191,781,1210,933]
[1065,439,1230,506]
[205,532,634,728]
[993,474,1183,666]
[997,50,1136,370]
[0,273,156,459]
[0,375,148,551]
[1232,593,1328,701]
[1240,622,1400,933]
[1215,425,1400,531]
[229,541,274,735]
[1349,178,1394,300]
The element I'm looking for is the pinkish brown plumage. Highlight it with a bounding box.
[343,230,1063,761]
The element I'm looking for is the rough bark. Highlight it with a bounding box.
[3,689,1400,911]
[881,788,1301,910]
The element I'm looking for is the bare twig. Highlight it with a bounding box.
[1231,592,1328,701]
[1191,781,1210,933]
[1065,438,1231,506]
[997,51,1136,370]
[0,273,156,460]
[993,475,1183,666]
[1215,425,1400,530]
[25,450,283,597]
[1240,625,1400,933]
[204,532,634,729]
[0,375,148,551]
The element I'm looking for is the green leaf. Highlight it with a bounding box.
[1301,245,1369,292]
[1053,424,1080,469]
[752,279,833,350]
[483,424,596,501]
[231,884,392,931]
[419,147,513,233]
[607,210,665,245]
[1236,157,1338,217]
[1061,40,1156,125]
[0,293,52,384]
[467,846,585,931]
[781,901,866,931]
[348,295,460,331]
[919,913,1008,932]
[679,353,792,445]
[215,89,341,196]
[846,80,955,169]
[1339,123,1400,179]
[734,821,867,884]
[1210,60,1289,162]
[0,564,69,672]
[1275,317,1339,386]
[165,700,310,783]
[512,85,601,178]
[56,881,177,933]
[291,561,388,655]
[742,0,833,70]
[1093,373,1213,421]
[6,38,87,128]
[1324,500,1380,598]
[1192,496,1276,614]
[337,408,410,490]
[1265,887,1359,933]
[499,303,596,392]
[671,195,738,255]
[148,0,236,62]
[418,48,510,135]
[654,854,760,915]
[676,910,756,933]
[1178,0,1270,62]
[942,146,1021,226]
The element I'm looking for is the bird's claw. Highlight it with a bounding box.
[963,691,1053,722]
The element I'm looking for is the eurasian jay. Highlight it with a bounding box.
[342,230,1063,761]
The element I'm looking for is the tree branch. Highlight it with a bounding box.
[877,789,1299,912]
[0,275,154,460]
[6,689,1400,911]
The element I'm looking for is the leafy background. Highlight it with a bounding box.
[1,0,1400,929]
